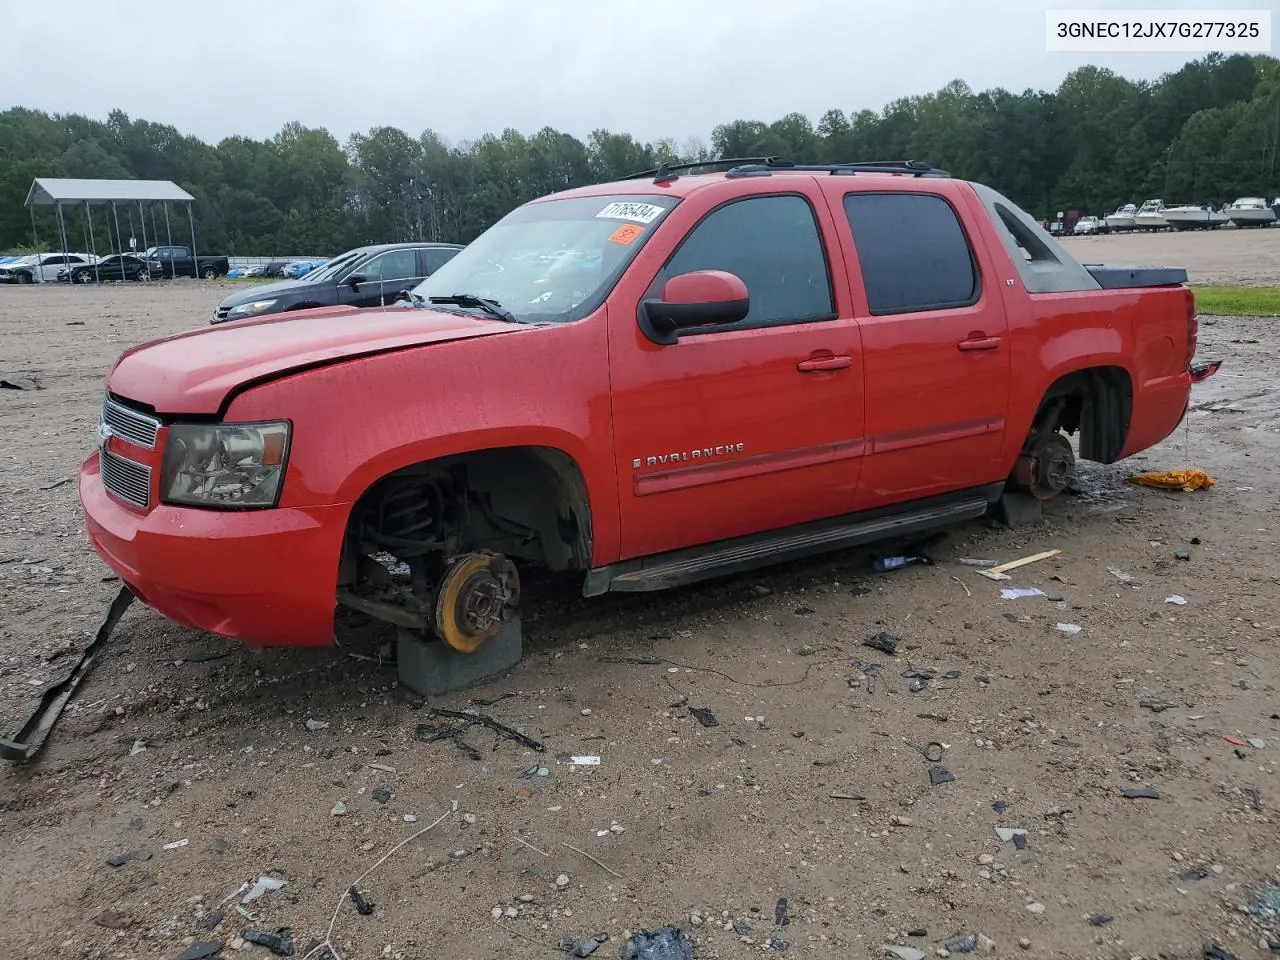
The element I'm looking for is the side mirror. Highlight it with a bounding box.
[638,270,750,345]
[346,274,367,288]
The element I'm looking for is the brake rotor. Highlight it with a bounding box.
[433,552,521,654]
[1013,431,1076,500]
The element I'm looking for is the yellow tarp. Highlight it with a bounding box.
[1128,469,1215,492]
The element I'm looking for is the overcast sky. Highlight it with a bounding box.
[2,0,1270,148]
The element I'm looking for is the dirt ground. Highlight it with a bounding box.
[0,229,1278,960]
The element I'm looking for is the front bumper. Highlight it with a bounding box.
[80,452,350,648]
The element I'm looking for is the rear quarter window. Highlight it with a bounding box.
[843,193,979,315]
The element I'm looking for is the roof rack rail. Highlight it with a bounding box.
[622,157,793,184]
[726,159,950,179]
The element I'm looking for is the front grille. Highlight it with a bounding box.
[103,397,159,448]
[101,450,152,509]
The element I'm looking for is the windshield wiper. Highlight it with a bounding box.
[428,294,521,324]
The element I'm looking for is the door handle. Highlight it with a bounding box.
[957,336,1002,351]
[797,355,853,372]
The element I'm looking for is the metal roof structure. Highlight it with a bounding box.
[25,178,194,206]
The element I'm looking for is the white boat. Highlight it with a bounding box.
[1226,197,1277,227]
[1164,203,1229,230]
[1134,199,1168,231]
[1105,203,1138,232]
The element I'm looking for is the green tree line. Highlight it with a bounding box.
[2,52,1278,256]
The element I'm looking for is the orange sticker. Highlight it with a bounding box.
[608,223,645,245]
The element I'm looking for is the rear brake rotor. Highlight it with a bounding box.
[1014,431,1076,500]
[433,553,521,654]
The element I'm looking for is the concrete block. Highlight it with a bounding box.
[396,618,522,698]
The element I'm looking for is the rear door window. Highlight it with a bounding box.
[843,193,979,315]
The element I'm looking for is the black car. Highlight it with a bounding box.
[58,254,162,283]
[212,242,464,324]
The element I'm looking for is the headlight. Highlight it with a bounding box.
[227,299,278,319]
[161,421,290,508]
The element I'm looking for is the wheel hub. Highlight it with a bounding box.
[432,552,520,653]
[1014,431,1075,500]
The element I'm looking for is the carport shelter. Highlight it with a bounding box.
[24,178,200,282]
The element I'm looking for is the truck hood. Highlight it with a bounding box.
[108,304,517,415]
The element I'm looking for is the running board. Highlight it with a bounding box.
[583,486,1000,596]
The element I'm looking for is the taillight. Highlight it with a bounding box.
[1183,286,1198,368]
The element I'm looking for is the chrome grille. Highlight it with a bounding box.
[101,450,152,509]
[103,397,159,448]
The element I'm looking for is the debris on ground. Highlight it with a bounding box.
[1108,566,1134,583]
[1122,788,1161,800]
[688,707,718,727]
[348,886,375,915]
[1176,549,1192,561]
[0,376,39,390]
[774,897,790,926]
[371,788,392,804]
[1129,468,1215,492]
[977,549,1061,581]
[1056,622,1083,635]
[174,943,222,960]
[883,944,926,960]
[1087,913,1114,926]
[331,801,348,817]
[994,827,1027,844]
[0,585,134,763]
[958,558,998,567]
[106,849,151,867]
[243,876,286,903]
[872,554,933,572]
[163,838,188,850]
[945,934,979,953]
[1166,594,1189,605]
[243,929,295,956]
[561,933,609,957]
[304,719,329,731]
[569,756,600,766]
[929,765,955,786]
[1000,587,1045,599]
[769,938,790,951]
[1247,885,1280,918]
[1140,698,1174,712]
[620,926,694,960]
[415,707,545,757]
[863,632,899,655]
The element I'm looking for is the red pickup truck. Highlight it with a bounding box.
[80,159,1218,663]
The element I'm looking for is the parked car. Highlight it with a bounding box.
[58,254,163,283]
[81,160,1218,663]
[1073,216,1101,235]
[0,252,97,283]
[211,242,462,323]
[144,245,230,279]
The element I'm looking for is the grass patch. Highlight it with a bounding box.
[1192,285,1280,317]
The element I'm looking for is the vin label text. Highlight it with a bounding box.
[1046,9,1271,51]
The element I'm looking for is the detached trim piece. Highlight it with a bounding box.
[585,484,1002,595]
[1,586,134,763]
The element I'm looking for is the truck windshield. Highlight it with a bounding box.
[409,194,678,323]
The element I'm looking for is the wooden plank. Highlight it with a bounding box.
[977,549,1061,581]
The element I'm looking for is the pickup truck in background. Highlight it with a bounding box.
[145,244,230,279]
[80,158,1218,669]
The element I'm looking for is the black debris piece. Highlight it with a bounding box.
[1180,867,1210,882]
[794,606,815,615]
[902,668,937,680]
[620,927,694,960]
[769,939,790,952]
[175,943,222,960]
[689,707,719,728]
[1123,788,1161,800]
[559,936,577,952]
[573,938,601,957]
[1204,945,1241,960]
[371,788,392,805]
[908,927,928,937]
[1088,914,1114,926]
[426,707,545,752]
[244,929,295,956]
[863,632,899,655]
[929,765,955,786]
[1140,698,1172,713]
[733,922,752,935]
[413,722,482,761]
[1175,550,1191,561]
[909,678,929,693]
[201,910,225,931]
[774,897,790,926]
[1012,833,1029,851]
[992,801,1009,814]
[106,849,152,867]
[872,553,933,572]
[945,934,978,953]
[942,670,962,680]
[348,886,375,915]
[0,377,39,391]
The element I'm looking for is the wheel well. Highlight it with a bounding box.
[342,446,593,583]
[1032,366,1132,463]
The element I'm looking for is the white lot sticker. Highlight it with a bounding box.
[596,201,665,224]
